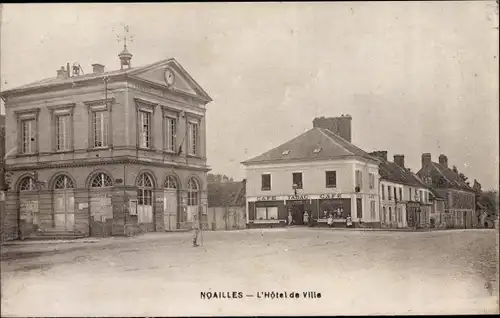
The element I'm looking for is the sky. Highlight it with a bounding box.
[1,2,499,189]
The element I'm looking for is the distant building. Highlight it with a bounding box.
[370,151,432,229]
[0,44,212,240]
[242,116,381,228]
[417,153,476,229]
[207,180,246,231]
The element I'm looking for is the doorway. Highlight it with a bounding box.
[53,175,75,232]
[291,203,305,225]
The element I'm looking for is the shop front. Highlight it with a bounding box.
[247,192,371,228]
[247,196,287,228]
[317,197,352,227]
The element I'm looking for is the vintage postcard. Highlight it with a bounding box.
[0,2,499,316]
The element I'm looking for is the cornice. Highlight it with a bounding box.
[84,97,116,107]
[6,157,210,172]
[128,75,210,104]
[47,103,77,111]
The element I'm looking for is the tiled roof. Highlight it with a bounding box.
[242,127,376,165]
[3,67,136,94]
[1,58,212,102]
[208,180,246,207]
[374,156,428,188]
[430,162,473,191]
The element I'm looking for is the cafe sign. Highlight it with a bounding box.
[319,193,343,199]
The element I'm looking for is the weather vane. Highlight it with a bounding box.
[115,25,134,49]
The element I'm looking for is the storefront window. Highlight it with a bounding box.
[256,206,278,220]
[320,199,348,219]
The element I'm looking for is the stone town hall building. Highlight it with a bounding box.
[0,46,212,240]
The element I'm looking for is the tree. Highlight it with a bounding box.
[208,173,235,183]
[479,190,499,218]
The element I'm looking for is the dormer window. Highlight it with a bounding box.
[282,150,290,156]
[313,148,322,154]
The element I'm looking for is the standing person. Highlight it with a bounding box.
[288,210,293,226]
[192,213,201,247]
[346,216,353,228]
[303,210,309,225]
[327,213,334,228]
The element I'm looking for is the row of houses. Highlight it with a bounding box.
[240,115,478,229]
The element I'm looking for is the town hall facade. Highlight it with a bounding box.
[1,47,212,240]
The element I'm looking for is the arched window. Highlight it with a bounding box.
[90,172,113,188]
[54,175,74,190]
[137,173,153,206]
[19,176,36,192]
[187,178,199,206]
[164,175,178,189]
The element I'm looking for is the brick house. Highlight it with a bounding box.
[242,115,381,228]
[417,153,476,229]
[370,151,432,229]
[0,48,212,240]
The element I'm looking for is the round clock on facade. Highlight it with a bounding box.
[164,68,175,86]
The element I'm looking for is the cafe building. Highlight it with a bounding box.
[242,116,381,228]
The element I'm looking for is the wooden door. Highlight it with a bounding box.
[164,190,177,231]
[53,190,75,231]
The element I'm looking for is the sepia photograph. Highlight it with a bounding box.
[0,2,499,316]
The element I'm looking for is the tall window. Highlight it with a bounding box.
[55,115,71,151]
[164,116,176,152]
[261,174,271,191]
[139,111,151,148]
[21,119,36,154]
[369,173,375,189]
[54,175,74,189]
[92,111,108,148]
[325,171,337,188]
[187,178,199,206]
[19,176,36,192]
[399,188,403,201]
[90,173,113,188]
[419,190,423,203]
[389,207,392,222]
[292,172,303,189]
[164,175,178,189]
[388,186,392,200]
[188,122,199,156]
[355,170,362,190]
[370,201,376,219]
[409,188,412,201]
[137,173,153,206]
[382,185,385,200]
[394,187,397,201]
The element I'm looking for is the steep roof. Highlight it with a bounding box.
[373,155,428,188]
[1,58,212,102]
[242,127,376,165]
[417,161,474,192]
[208,180,246,207]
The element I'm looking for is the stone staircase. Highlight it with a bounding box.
[23,229,87,241]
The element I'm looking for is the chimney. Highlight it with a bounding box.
[422,153,432,168]
[394,154,405,168]
[56,66,68,79]
[438,154,448,169]
[313,114,352,142]
[92,63,105,74]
